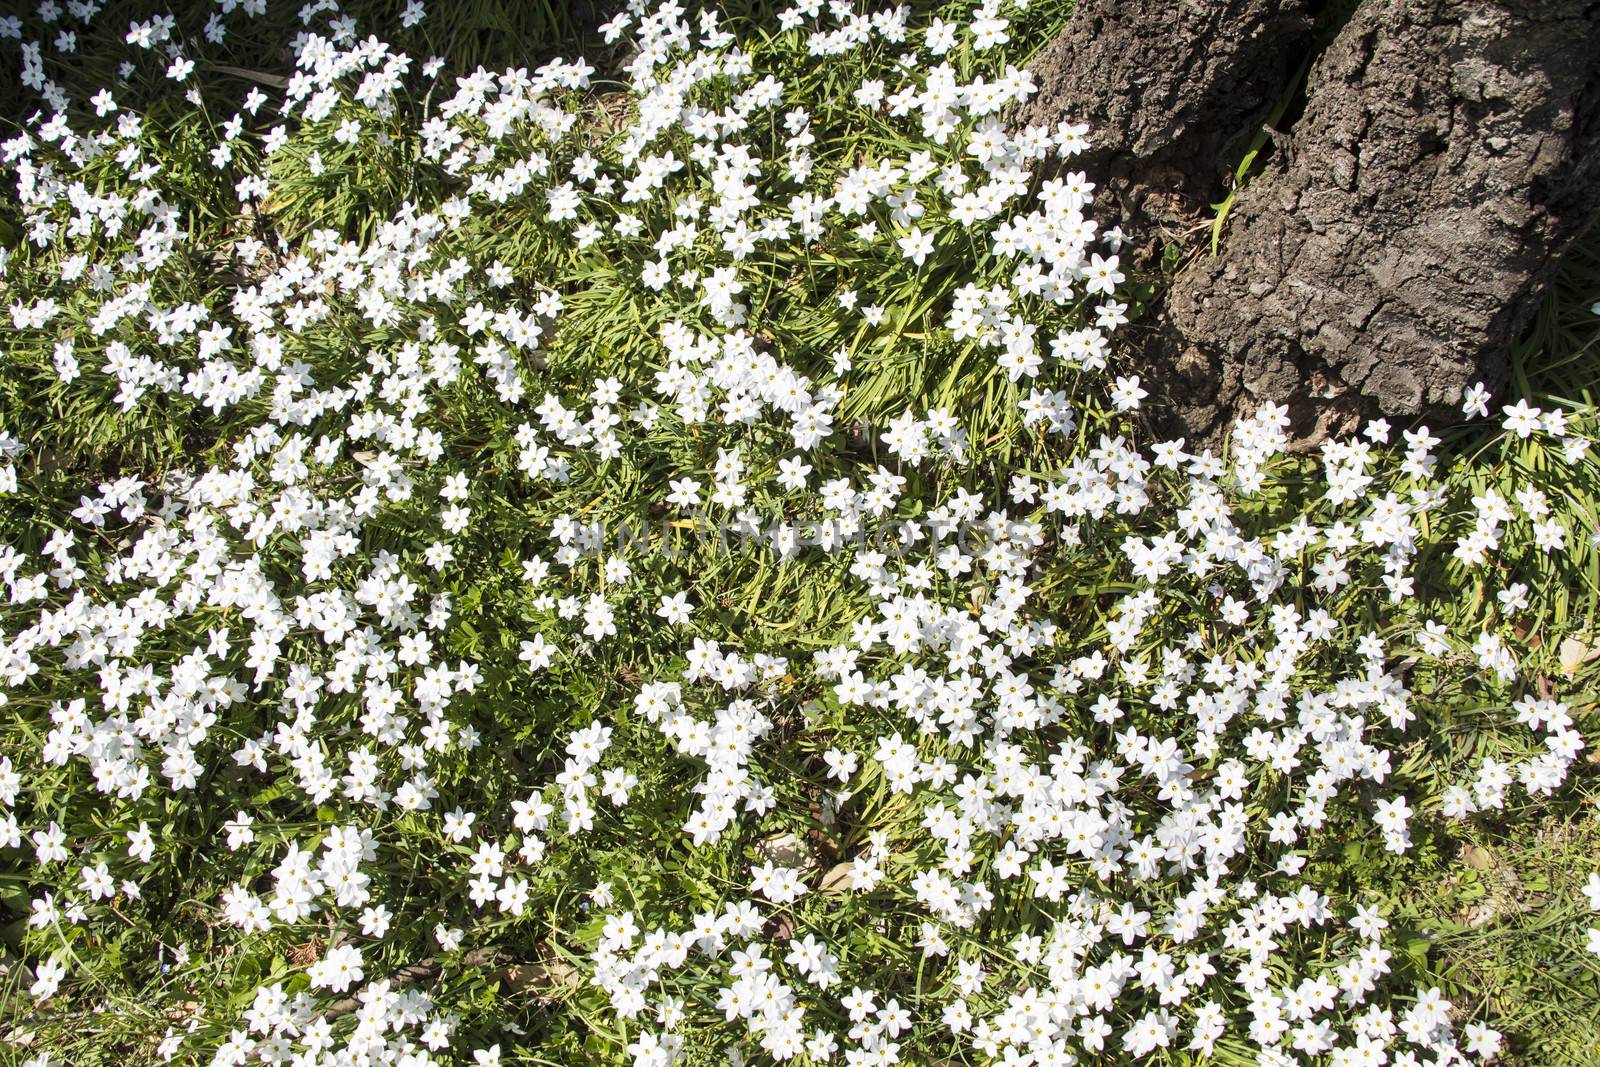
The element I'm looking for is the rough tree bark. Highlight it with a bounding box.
[1019,0,1600,447]
[1012,0,1315,251]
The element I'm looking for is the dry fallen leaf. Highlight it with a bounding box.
[820,861,855,894]
[1559,636,1600,673]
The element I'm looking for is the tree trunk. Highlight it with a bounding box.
[1020,0,1600,447]
[1013,0,1315,254]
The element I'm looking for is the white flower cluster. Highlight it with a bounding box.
[0,1,1595,1066]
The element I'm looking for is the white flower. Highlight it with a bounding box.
[519,634,556,670]
[308,944,364,993]
[750,861,808,904]
[897,226,934,266]
[30,956,66,1001]
[1082,253,1124,295]
[1501,398,1544,437]
[657,591,693,625]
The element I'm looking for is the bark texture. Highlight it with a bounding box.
[1160,0,1600,444]
[1012,0,1315,241]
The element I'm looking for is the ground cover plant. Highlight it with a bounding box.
[1,1,1599,1065]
